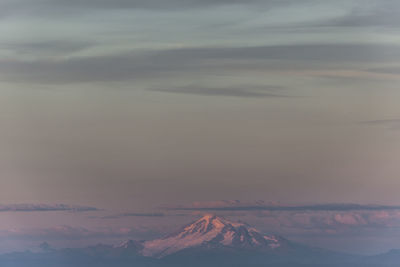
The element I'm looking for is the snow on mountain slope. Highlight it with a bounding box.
[114,239,144,251]
[141,214,286,258]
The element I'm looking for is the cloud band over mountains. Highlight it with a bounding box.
[0,204,99,212]
[165,201,400,212]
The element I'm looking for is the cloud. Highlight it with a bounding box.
[165,200,400,212]
[0,0,299,15]
[149,85,290,98]
[367,66,400,75]
[315,0,400,28]
[0,204,99,212]
[2,43,399,84]
[361,119,400,124]
[153,44,400,62]
[166,201,400,237]
[359,119,400,130]
[47,0,262,9]
[0,225,158,241]
[258,210,400,234]
[0,0,292,20]
[0,40,94,56]
[101,212,166,219]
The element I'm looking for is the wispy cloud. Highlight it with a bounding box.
[0,225,159,241]
[367,66,400,75]
[0,40,94,56]
[101,212,166,219]
[164,200,400,212]
[0,204,99,212]
[315,0,400,28]
[359,119,400,130]
[0,0,298,15]
[252,210,400,236]
[149,85,290,98]
[2,43,399,84]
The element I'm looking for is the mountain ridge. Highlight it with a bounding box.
[2,214,399,266]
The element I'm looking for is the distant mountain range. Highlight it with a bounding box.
[1,214,399,266]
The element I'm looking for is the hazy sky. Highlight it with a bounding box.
[1,0,400,254]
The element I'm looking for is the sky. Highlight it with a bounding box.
[1,0,400,255]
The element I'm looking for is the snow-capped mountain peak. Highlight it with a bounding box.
[141,214,286,258]
[114,239,144,251]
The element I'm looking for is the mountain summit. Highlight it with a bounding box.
[142,214,287,258]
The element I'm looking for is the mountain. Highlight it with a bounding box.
[142,214,289,258]
[139,214,359,266]
[364,249,400,265]
[115,239,144,251]
[1,214,399,266]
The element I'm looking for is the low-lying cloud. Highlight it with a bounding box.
[252,210,400,236]
[101,212,166,219]
[165,200,400,212]
[0,204,99,212]
[0,225,159,241]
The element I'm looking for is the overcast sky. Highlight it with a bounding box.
[1,0,400,254]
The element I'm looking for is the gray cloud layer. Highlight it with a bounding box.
[149,85,289,98]
[101,212,165,219]
[0,204,98,212]
[2,43,400,84]
[0,40,94,55]
[367,66,400,75]
[0,0,299,13]
[360,119,400,130]
[166,202,400,212]
[2,0,399,29]
[0,225,158,241]
[317,0,400,28]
